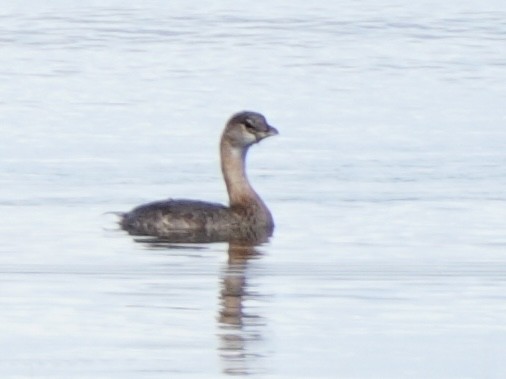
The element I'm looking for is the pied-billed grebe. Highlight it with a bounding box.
[120,111,278,242]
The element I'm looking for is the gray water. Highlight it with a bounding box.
[1,1,506,378]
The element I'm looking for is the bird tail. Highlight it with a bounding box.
[102,211,126,227]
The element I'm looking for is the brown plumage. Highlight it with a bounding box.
[120,111,278,243]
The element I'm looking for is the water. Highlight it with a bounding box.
[1,1,506,377]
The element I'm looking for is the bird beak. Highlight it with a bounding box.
[256,125,279,142]
[264,125,279,138]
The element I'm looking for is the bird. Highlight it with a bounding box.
[120,111,278,243]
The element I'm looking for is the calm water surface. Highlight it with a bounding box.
[1,1,506,378]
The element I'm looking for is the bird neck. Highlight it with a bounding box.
[220,140,261,207]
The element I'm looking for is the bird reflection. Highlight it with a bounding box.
[125,230,269,376]
[218,243,265,376]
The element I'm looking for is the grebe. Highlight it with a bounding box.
[120,111,278,243]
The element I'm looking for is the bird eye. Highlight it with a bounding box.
[244,119,256,131]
